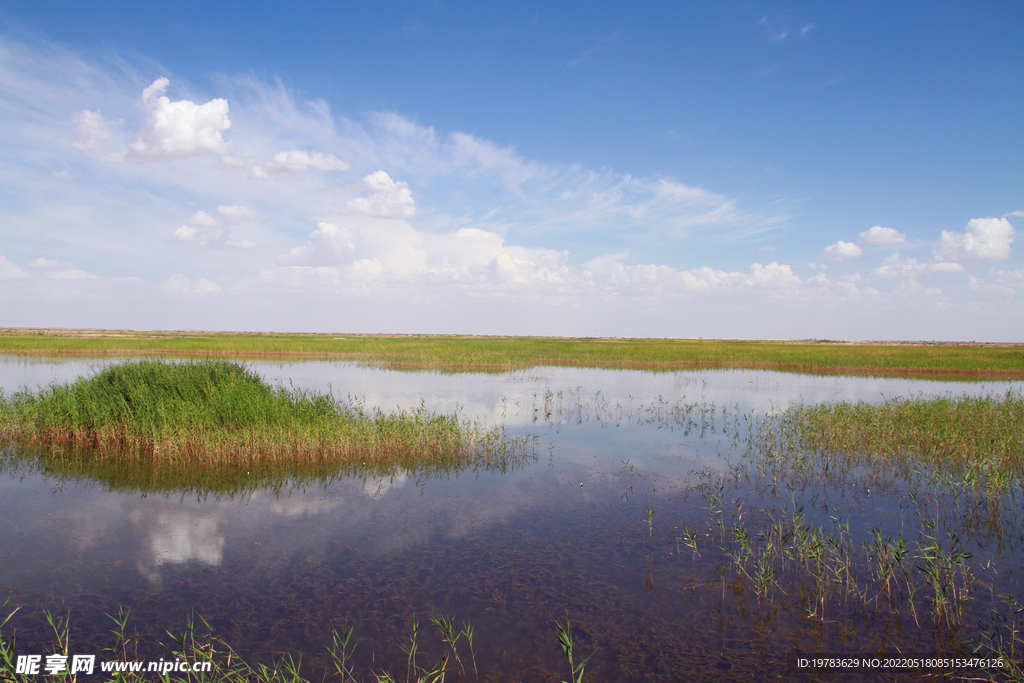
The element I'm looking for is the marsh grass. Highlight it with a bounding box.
[0,360,529,478]
[2,329,1022,376]
[671,390,1024,679]
[766,392,1024,479]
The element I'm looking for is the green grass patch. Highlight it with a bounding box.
[752,391,1024,486]
[0,360,528,482]
[2,328,1023,377]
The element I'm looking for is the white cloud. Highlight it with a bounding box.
[757,245,776,252]
[929,261,965,273]
[30,257,75,270]
[822,241,864,260]
[971,268,1024,294]
[123,77,232,161]
[859,225,905,246]
[871,253,965,279]
[161,274,222,296]
[275,213,810,299]
[1004,211,1024,218]
[219,154,254,168]
[170,211,222,244]
[216,205,258,222]
[51,170,73,179]
[169,205,259,247]
[72,109,115,152]
[994,268,1024,289]
[28,257,91,279]
[277,221,359,267]
[249,149,349,179]
[341,171,417,218]
[0,256,30,279]
[42,269,92,280]
[935,217,1014,262]
[893,279,941,297]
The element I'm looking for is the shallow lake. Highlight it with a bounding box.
[1,356,1021,681]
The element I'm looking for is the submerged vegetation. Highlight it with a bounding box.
[2,327,1023,376]
[0,360,531,491]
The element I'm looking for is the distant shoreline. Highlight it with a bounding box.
[2,327,1022,346]
[2,327,1021,377]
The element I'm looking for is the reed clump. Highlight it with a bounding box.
[751,391,1024,486]
[0,360,516,471]
[786,391,1023,470]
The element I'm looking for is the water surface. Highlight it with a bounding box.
[1,357,1020,681]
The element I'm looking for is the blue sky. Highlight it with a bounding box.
[1,1,1021,339]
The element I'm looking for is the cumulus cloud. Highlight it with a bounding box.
[859,225,905,246]
[124,77,232,161]
[249,149,349,179]
[871,253,964,279]
[275,209,813,300]
[277,221,359,267]
[341,170,417,218]
[935,217,1014,262]
[822,241,864,260]
[169,206,259,248]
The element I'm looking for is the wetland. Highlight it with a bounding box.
[1,355,1022,681]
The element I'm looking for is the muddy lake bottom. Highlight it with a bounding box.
[1,357,1022,681]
